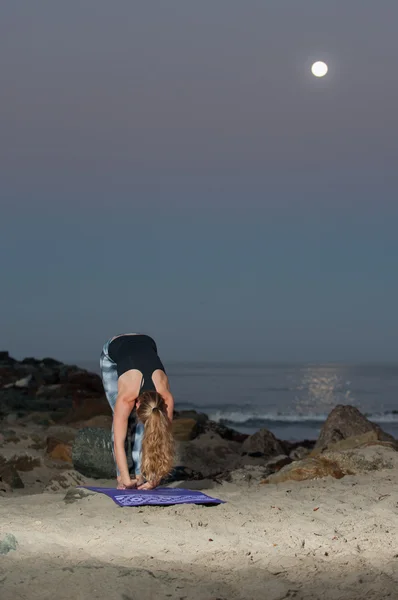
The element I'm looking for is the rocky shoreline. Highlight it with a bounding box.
[2,352,398,600]
[1,351,397,495]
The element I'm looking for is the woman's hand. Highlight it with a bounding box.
[117,476,138,490]
[137,478,160,490]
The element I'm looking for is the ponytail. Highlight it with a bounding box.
[136,391,175,483]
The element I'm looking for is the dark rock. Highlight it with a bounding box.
[71,415,113,430]
[66,371,103,394]
[172,418,203,441]
[21,357,42,366]
[41,357,63,367]
[0,534,18,555]
[5,454,41,472]
[241,428,286,458]
[264,454,292,473]
[62,396,111,423]
[205,420,248,443]
[290,446,311,461]
[175,410,209,426]
[72,427,116,479]
[176,432,241,477]
[315,405,396,452]
[163,466,204,483]
[0,352,16,365]
[0,465,24,489]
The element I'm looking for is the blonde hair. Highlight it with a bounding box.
[136,391,175,483]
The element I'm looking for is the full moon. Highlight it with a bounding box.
[311,61,328,77]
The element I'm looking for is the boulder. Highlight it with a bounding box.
[44,470,86,493]
[175,432,241,477]
[290,446,311,461]
[72,427,116,479]
[0,464,24,489]
[311,430,389,456]
[263,457,345,484]
[205,420,248,443]
[222,465,269,485]
[172,418,202,441]
[61,396,111,424]
[66,370,103,393]
[321,444,398,475]
[263,444,398,485]
[0,352,16,365]
[46,438,73,463]
[72,415,113,430]
[175,410,209,426]
[315,405,396,451]
[241,428,286,458]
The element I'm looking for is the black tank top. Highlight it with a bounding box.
[108,334,166,392]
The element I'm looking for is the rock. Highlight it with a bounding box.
[172,418,202,441]
[5,413,18,424]
[5,454,41,472]
[0,533,18,555]
[265,454,292,472]
[64,487,92,504]
[36,384,69,398]
[222,465,268,485]
[66,370,103,393]
[315,405,396,451]
[40,357,63,367]
[44,470,86,492]
[322,445,398,475]
[241,428,286,458]
[72,427,116,479]
[0,465,24,489]
[0,351,16,365]
[46,438,73,463]
[263,457,345,484]
[163,466,204,483]
[311,431,383,456]
[14,374,33,388]
[46,425,77,443]
[0,479,12,495]
[63,396,111,423]
[290,446,311,461]
[263,444,398,485]
[205,420,248,443]
[72,415,112,430]
[175,410,209,426]
[176,432,241,477]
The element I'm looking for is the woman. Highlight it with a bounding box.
[100,333,175,490]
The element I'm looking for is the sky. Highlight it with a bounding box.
[1,1,398,363]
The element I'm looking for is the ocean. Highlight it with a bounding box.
[84,361,398,442]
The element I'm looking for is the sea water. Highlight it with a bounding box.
[85,361,398,442]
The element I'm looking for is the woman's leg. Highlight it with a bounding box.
[100,341,120,476]
[131,421,144,477]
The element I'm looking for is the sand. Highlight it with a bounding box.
[1,467,398,600]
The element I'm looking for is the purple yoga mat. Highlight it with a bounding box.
[80,486,225,507]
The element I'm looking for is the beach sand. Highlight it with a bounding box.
[1,467,397,600]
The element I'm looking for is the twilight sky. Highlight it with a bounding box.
[1,1,398,363]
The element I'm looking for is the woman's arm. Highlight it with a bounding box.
[113,395,136,487]
[162,390,174,422]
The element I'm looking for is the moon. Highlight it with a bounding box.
[311,61,328,77]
